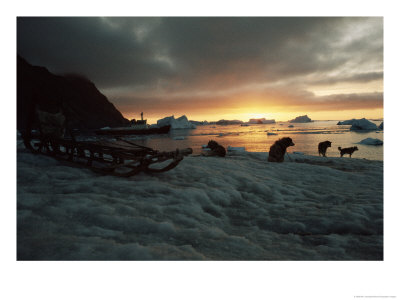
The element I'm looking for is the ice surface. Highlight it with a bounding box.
[357,138,383,145]
[17,144,383,260]
[157,115,196,129]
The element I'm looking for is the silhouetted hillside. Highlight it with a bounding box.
[17,55,129,130]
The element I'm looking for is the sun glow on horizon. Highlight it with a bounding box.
[121,108,383,125]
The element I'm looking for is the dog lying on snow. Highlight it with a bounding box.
[318,141,332,157]
[268,137,295,162]
[338,146,358,158]
[202,140,226,157]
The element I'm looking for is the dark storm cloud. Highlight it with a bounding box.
[17,17,173,88]
[17,17,383,113]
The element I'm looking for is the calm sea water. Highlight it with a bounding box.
[124,120,384,161]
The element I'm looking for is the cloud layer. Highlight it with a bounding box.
[17,17,383,119]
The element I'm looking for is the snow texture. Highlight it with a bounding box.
[157,115,196,129]
[357,138,383,145]
[17,143,382,260]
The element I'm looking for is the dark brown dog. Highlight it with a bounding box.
[318,141,332,157]
[268,137,295,162]
[338,146,358,158]
[206,140,226,157]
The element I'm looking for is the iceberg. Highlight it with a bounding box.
[157,115,196,129]
[357,138,383,145]
[338,118,379,131]
[289,115,312,123]
[190,120,209,125]
[216,119,243,125]
[348,118,378,131]
[248,118,276,124]
[337,119,357,125]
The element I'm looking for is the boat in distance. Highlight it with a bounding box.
[95,112,171,136]
[95,125,171,136]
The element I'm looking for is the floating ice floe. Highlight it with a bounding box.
[157,115,196,129]
[337,118,378,131]
[357,138,383,145]
[227,146,246,152]
[218,132,240,137]
[173,136,185,140]
[100,126,111,130]
[349,118,378,131]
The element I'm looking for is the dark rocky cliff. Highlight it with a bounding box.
[17,55,129,130]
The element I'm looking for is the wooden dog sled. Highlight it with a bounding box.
[22,110,192,177]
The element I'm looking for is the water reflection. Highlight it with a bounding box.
[115,120,383,161]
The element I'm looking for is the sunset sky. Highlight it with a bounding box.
[17,17,383,123]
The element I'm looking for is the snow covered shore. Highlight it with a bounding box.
[17,143,383,260]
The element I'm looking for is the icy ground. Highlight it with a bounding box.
[17,142,383,260]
